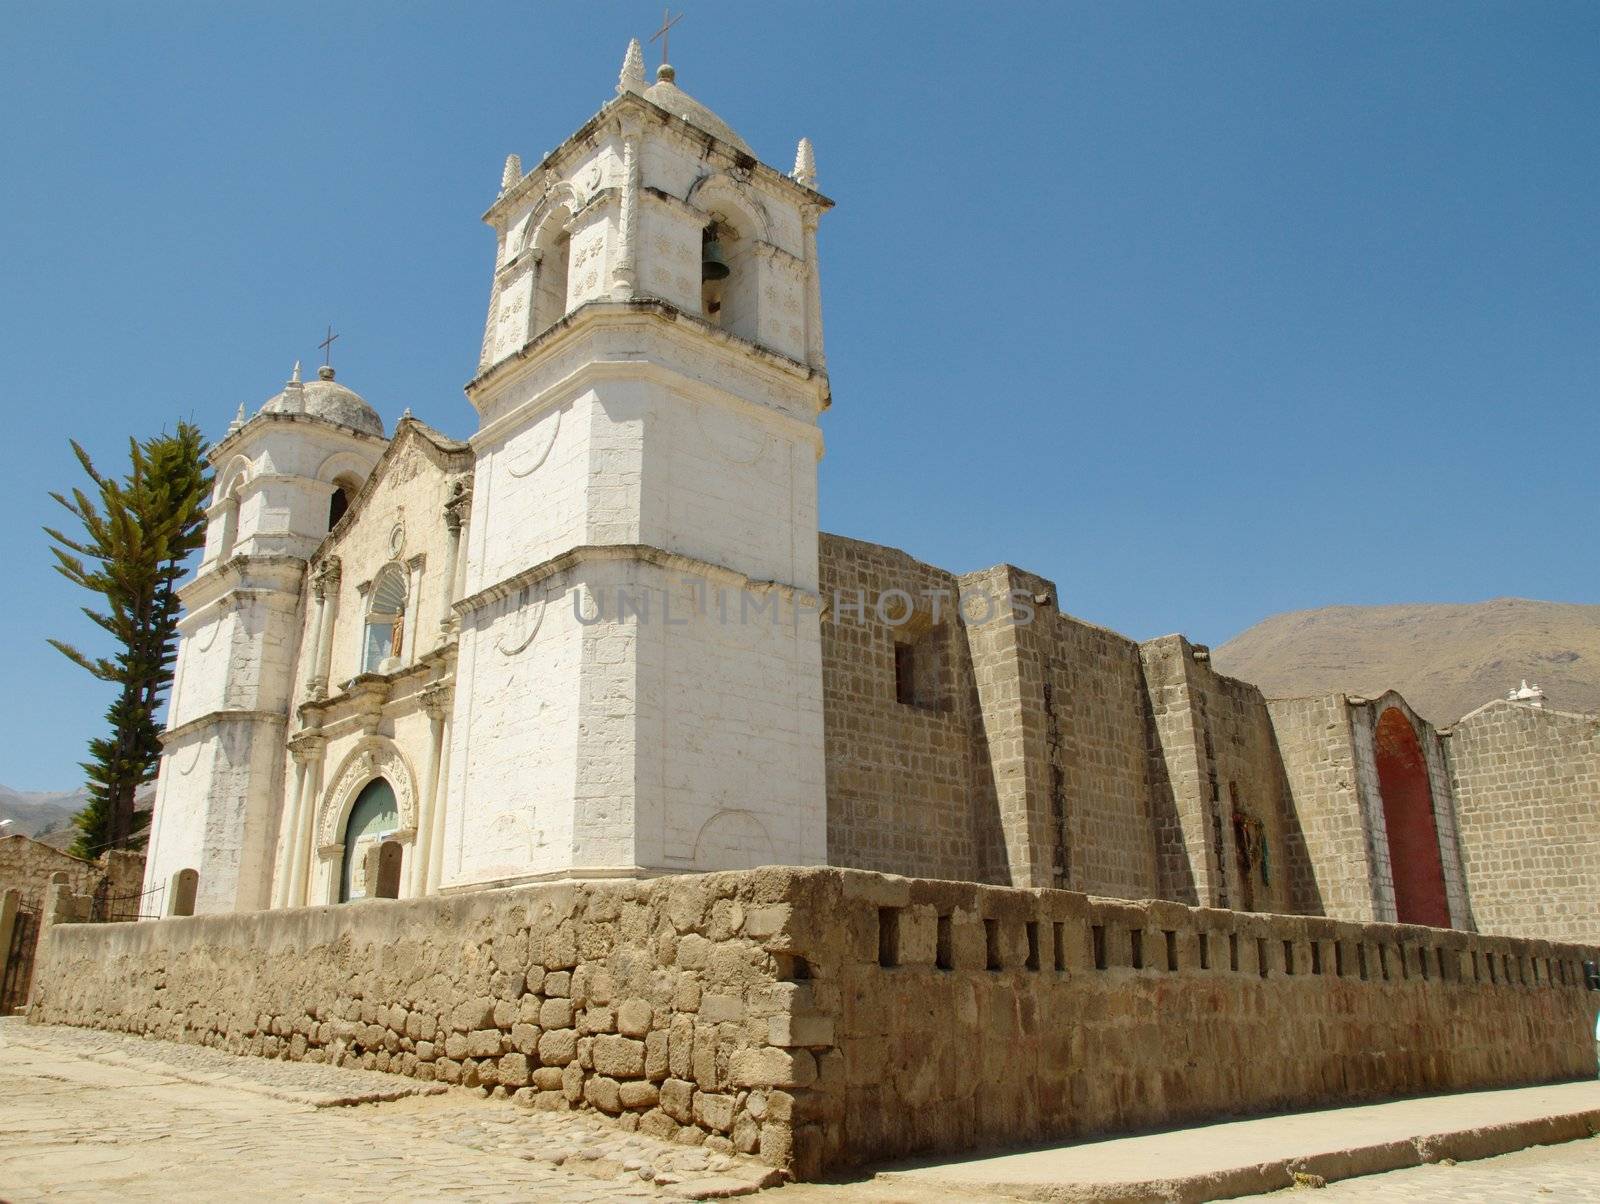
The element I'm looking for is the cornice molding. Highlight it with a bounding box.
[455,542,814,618]
[160,708,286,748]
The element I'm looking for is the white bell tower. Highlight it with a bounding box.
[441,42,833,887]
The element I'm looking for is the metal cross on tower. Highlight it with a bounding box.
[318,324,339,367]
[650,8,684,66]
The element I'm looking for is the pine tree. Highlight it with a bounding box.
[44,423,211,857]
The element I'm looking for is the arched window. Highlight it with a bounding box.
[339,777,398,902]
[327,487,350,531]
[530,209,573,337]
[363,564,408,674]
[1374,707,1451,927]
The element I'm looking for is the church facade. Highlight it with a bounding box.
[142,44,1597,948]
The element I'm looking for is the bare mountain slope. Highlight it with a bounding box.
[1212,598,1600,725]
[0,785,85,841]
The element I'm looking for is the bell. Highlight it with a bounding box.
[701,238,730,282]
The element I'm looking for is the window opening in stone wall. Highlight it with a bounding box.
[1256,937,1269,978]
[328,486,350,531]
[1486,953,1497,985]
[1052,922,1065,971]
[892,624,945,710]
[1130,929,1144,971]
[1282,940,1295,975]
[776,954,811,981]
[1417,948,1428,981]
[1164,930,1178,972]
[363,564,408,674]
[1335,943,1347,977]
[1358,945,1369,981]
[1197,932,1209,971]
[984,919,1001,971]
[1310,943,1323,976]
[877,908,900,968]
[936,914,953,971]
[1229,933,1239,972]
[1092,924,1107,971]
[894,642,916,706]
[1024,921,1040,971]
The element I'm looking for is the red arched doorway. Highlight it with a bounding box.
[1374,707,1450,927]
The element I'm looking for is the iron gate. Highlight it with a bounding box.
[1,903,40,1015]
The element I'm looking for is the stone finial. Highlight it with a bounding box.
[401,406,413,420]
[618,38,647,94]
[289,359,302,385]
[227,403,247,435]
[793,137,817,189]
[500,153,522,192]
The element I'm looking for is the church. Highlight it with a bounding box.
[141,41,1598,951]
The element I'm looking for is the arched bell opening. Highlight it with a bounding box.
[326,473,361,532]
[1374,707,1450,927]
[700,215,757,343]
[530,205,575,337]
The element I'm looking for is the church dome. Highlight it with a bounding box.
[643,65,752,155]
[260,364,385,438]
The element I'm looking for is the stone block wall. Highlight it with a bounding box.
[1447,701,1600,945]
[821,537,982,882]
[0,836,143,913]
[31,869,819,1171]
[1266,696,1372,919]
[31,866,1599,1179]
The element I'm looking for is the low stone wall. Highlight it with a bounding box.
[800,872,1598,1172]
[30,867,1600,1179]
[32,870,816,1169]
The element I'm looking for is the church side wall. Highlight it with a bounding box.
[820,537,982,882]
[1447,702,1600,946]
[1184,659,1297,915]
[1267,696,1375,920]
[1038,607,1161,899]
[30,866,1599,1181]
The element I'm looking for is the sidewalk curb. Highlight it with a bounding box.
[876,1107,1600,1203]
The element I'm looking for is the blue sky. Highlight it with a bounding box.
[1,2,1595,791]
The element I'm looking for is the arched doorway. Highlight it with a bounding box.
[1374,708,1450,927]
[340,778,399,902]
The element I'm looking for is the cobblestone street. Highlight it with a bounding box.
[3,1019,1598,1203]
[0,1020,796,1203]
